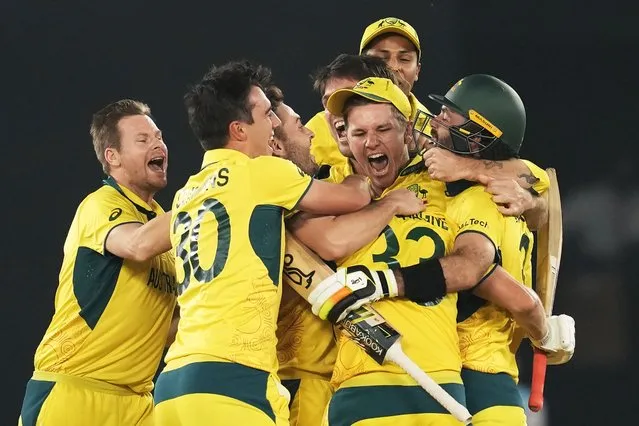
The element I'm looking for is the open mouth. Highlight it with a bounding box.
[148,156,165,173]
[334,120,346,141]
[367,153,389,173]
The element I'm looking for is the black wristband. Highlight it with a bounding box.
[401,259,447,304]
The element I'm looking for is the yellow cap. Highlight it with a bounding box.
[326,77,412,119]
[359,17,421,59]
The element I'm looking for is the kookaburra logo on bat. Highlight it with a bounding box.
[283,254,315,289]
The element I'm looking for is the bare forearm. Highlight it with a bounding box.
[474,266,547,341]
[466,158,539,189]
[325,199,398,259]
[131,211,172,261]
[290,200,397,261]
[106,211,172,262]
[439,253,489,292]
[523,194,548,231]
[392,250,490,301]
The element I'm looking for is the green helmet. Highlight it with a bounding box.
[423,74,526,157]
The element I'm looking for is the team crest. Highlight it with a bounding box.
[450,79,463,92]
[407,183,428,200]
[378,18,407,29]
[355,78,376,90]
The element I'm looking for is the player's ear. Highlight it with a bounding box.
[404,121,414,146]
[104,147,121,169]
[229,120,247,142]
[269,136,285,156]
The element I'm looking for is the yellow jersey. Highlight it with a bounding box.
[521,159,550,194]
[276,165,341,382]
[306,111,349,169]
[446,183,534,381]
[331,156,461,387]
[33,177,177,393]
[166,149,313,375]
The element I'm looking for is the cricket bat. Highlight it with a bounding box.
[283,231,472,424]
[528,168,563,412]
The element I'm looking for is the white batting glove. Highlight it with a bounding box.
[308,265,399,323]
[531,314,576,365]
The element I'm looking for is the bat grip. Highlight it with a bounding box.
[529,348,548,412]
[386,343,472,424]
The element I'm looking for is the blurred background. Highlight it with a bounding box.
[2,0,635,424]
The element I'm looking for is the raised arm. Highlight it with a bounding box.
[423,147,542,189]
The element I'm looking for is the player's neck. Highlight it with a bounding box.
[109,174,155,206]
[350,158,366,176]
[224,140,254,158]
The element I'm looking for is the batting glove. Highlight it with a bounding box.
[531,314,576,365]
[308,265,398,323]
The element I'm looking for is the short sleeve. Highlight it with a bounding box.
[521,159,549,194]
[447,186,503,249]
[250,156,313,211]
[79,188,143,255]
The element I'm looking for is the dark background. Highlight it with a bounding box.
[2,1,635,424]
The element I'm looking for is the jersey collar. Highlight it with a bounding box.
[102,176,158,221]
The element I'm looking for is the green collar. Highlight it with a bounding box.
[102,176,157,221]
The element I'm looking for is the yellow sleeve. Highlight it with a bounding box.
[447,186,504,249]
[79,187,143,255]
[520,159,549,194]
[306,111,347,167]
[250,156,313,210]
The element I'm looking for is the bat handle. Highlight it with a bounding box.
[386,343,473,424]
[529,348,548,412]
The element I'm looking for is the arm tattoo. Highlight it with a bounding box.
[482,160,504,170]
[518,173,540,185]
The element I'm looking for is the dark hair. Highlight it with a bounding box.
[90,99,151,173]
[263,84,284,110]
[264,84,285,140]
[311,54,397,95]
[184,60,273,150]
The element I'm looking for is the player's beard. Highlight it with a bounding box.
[286,141,318,176]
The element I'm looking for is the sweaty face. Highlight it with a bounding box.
[115,114,168,192]
[245,85,281,158]
[322,77,359,158]
[365,34,420,95]
[273,103,319,176]
[346,103,409,195]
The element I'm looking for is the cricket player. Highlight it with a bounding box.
[18,99,178,426]
[265,84,425,426]
[416,74,575,424]
[306,54,397,172]
[152,61,374,426]
[294,77,465,425]
[266,83,334,426]
[304,77,575,425]
[308,52,551,218]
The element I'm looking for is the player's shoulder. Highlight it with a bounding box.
[305,110,327,129]
[446,181,495,209]
[251,155,307,176]
[410,93,430,114]
[79,184,131,215]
